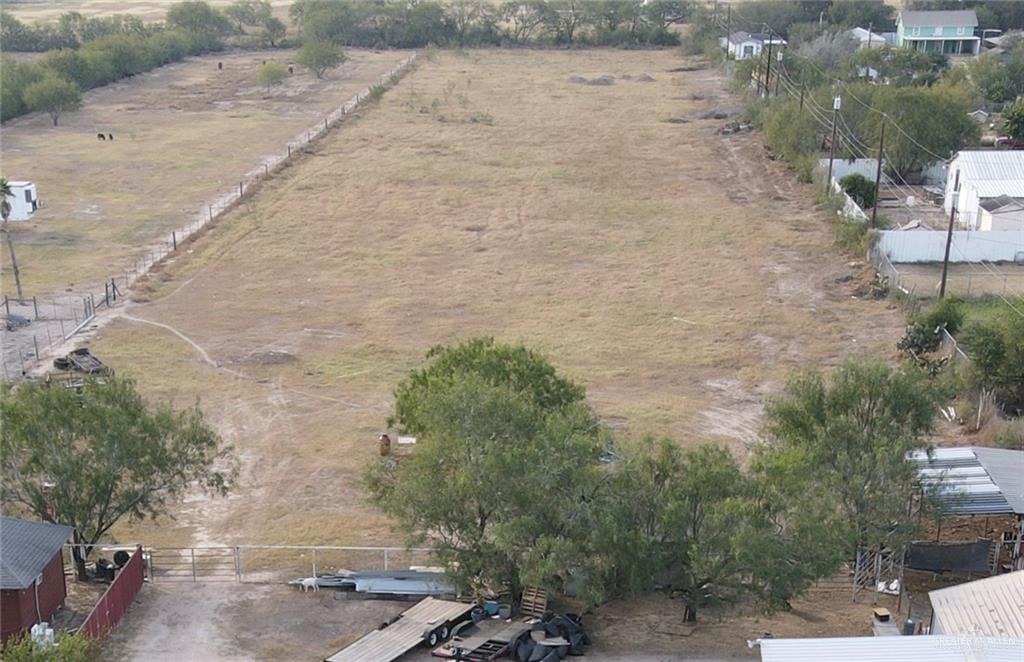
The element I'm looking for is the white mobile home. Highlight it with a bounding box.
[720,31,786,60]
[4,181,40,221]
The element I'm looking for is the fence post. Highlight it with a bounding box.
[32,296,38,319]
[288,144,291,157]
[239,181,243,197]
[383,548,389,571]
[59,319,65,338]
[191,548,197,582]
[312,548,318,579]
[105,282,110,307]
[209,204,213,222]
[235,547,241,583]
[47,327,53,348]
[172,232,177,251]
[3,296,8,315]
[33,335,39,360]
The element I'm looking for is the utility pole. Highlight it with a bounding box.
[774,49,782,97]
[939,170,961,299]
[725,5,731,60]
[871,120,886,228]
[764,32,774,98]
[826,95,841,194]
[867,22,873,49]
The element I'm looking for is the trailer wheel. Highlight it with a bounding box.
[426,629,440,647]
[439,624,451,640]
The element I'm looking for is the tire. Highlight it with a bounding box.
[427,630,439,647]
[439,624,450,640]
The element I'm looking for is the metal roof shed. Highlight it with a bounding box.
[909,447,1024,516]
[929,571,1024,637]
[757,635,1024,662]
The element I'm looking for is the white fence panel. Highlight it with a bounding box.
[877,230,1024,263]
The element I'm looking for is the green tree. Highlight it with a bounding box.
[295,40,344,79]
[753,359,938,554]
[0,176,24,299]
[225,0,271,31]
[961,308,1024,414]
[864,84,977,177]
[166,1,232,36]
[261,16,286,46]
[0,376,237,579]
[1005,99,1024,141]
[366,365,603,598]
[23,74,82,126]
[584,438,843,616]
[968,53,1016,103]
[256,60,287,94]
[392,337,586,435]
[828,0,893,29]
[840,172,876,208]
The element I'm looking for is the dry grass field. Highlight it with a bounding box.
[3,0,292,23]
[70,48,909,658]
[88,48,904,546]
[0,47,408,295]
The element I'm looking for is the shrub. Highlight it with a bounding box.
[916,297,965,336]
[996,419,1024,450]
[1,630,100,661]
[839,172,876,209]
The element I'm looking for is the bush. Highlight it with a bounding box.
[961,311,1024,414]
[764,98,821,164]
[839,172,876,209]
[996,419,1024,450]
[1,630,100,662]
[916,297,965,336]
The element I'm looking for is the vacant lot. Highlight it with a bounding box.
[86,49,904,657]
[3,0,292,23]
[1,47,408,295]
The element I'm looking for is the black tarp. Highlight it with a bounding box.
[906,540,993,573]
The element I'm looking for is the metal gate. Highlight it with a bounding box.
[148,546,239,582]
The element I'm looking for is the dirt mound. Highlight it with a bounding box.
[634,73,655,82]
[568,75,589,84]
[664,117,690,124]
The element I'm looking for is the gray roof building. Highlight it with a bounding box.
[929,571,1024,638]
[910,447,1024,516]
[757,635,1024,662]
[898,10,979,28]
[0,517,73,590]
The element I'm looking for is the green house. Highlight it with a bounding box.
[895,10,979,56]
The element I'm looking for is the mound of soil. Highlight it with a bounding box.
[634,73,656,82]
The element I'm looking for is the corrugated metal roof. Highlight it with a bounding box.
[758,636,1024,661]
[953,151,1024,199]
[898,10,979,28]
[908,447,1023,516]
[325,597,473,662]
[929,572,1024,638]
[0,517,74,590]
[973,448,1024,514]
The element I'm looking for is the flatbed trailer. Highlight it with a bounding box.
[324,597,475,662]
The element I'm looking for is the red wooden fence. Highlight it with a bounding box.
[78,545,145,638]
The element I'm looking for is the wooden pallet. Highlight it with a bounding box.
[519,586,548,619]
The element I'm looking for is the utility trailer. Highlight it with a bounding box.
[324,597,476,662]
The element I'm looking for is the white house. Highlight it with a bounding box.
[979,196,1024,231]
[720,31,786,60]
[945,151,1024,229]
[848,26,893,50]
[3,181,40,221]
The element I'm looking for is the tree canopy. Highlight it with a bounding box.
[1005,99,1024,141]
[0,376,236,578]
[752,359,938,553]
[22,74,82,126]
[295,40,344,79]
[256,60,287,93]
[367,341,602,598]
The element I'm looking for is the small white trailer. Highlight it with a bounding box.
[4,181,41,221]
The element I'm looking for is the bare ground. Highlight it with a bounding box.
[74,49,908,658]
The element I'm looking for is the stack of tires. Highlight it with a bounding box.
[511,613,589,661]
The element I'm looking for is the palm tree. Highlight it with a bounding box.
[0,177,24,299]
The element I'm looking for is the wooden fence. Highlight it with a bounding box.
[78,545,145,639]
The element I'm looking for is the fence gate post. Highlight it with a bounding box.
[313,548,318,578]
[191,548,197,582]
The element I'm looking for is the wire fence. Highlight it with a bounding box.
[1,52,419,382]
